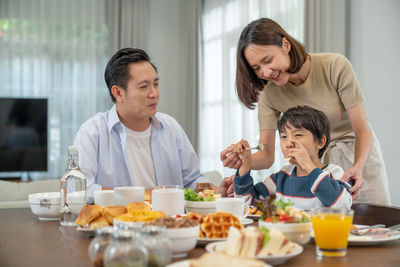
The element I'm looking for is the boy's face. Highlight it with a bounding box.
[279,123,324,160]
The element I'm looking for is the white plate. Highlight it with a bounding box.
[76,226,95,237]
[197,237,226,246]
[247,214,261,219]
[311,225,400,246]
[205,241,303,265]
[166,259,270,267]
[241,218,254,225]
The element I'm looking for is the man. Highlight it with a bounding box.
[74,48,211,202]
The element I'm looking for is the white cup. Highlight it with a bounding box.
[113,186,145,206]
[93,190,114,206]
[152,185,184,216]
[215,198,250,222]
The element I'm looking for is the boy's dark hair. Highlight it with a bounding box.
[277,106,330,158]
[104,48,157,102]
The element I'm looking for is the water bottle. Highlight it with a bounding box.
[60,146,87,226]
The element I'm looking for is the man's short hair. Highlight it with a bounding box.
[277,106,331,158]
[104,48,157,102]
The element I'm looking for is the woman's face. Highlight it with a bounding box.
[244,38,291,87]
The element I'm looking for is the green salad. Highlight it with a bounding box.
[184,188,216,201]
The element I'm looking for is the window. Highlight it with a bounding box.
[0,0,111,179]
[199,0,305,181]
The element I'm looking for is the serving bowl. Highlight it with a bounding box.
[184,200,216,214]
[259,220,312,245]
[28,192,60,220]
[165,225,200,257]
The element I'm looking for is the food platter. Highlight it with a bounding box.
[166,259,271,267]
[205,241,303,265]
[197,237,226,246]
[76,226,95,237]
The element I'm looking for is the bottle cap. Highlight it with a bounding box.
[68,146,78,153]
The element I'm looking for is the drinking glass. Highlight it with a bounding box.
[311,208,354,257]
[152,185,184,216]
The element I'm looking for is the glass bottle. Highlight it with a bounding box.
[141,226,172,267]
[60,146,87,226]
[103,229,148,267]
[88,226,114,267]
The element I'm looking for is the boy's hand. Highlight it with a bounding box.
[232,139,251,176]
[285,141,316,174]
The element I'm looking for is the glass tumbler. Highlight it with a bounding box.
[311,207,354,257]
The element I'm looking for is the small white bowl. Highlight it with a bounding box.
[165,225,200,257]
[259,220,312,245]
[28,192,61,220]
[67,190,86,215]
[184,200,216,214]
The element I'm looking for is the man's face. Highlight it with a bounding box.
[117,61,160,122]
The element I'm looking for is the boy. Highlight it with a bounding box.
[233,106,352,209]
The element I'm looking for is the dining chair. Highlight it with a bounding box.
[351,203,400,227]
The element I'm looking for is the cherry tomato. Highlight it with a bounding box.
[264,217,273,222]
[279,214,293,222]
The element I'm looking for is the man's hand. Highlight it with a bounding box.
[341,166,364,200]
[219,175,235,197]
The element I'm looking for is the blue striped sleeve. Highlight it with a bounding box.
[234,170,270,205]
[307,168,352,208]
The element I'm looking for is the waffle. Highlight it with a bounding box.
[201,211,243,238]
[187,212,207,237]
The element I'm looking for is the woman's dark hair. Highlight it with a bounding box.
[277,106,330,159]
[236,18,308,109]
[104,48,157,102]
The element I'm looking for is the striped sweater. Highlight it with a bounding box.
[234,164,352,210]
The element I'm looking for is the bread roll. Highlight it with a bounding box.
[126,202,151,212]
[103,205,127,224]
[89,215,110,229]
[75,204,103,226]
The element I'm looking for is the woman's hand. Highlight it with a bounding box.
[232,139,252,176]
[341,166,364,200]
[220,145,242,169]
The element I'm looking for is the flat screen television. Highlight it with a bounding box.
[0,98,48,172]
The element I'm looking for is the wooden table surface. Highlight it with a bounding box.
[1,208,399,267]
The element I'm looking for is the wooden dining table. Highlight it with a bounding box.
[1,208,399,267]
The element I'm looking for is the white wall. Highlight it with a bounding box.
[349,0,400,206]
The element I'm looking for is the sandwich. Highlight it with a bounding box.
[224,226,296,257]
[190,252,265,267]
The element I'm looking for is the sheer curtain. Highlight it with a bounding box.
[0,0,111,180]
[199,0,305,181]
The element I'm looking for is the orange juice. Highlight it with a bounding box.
[311,209,353,257]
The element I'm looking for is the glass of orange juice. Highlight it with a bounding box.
[311,208,354,257]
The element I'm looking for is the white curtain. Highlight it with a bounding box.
[106,0,149,53]
[0,0,111,180]
[304,0,347,55]
[199,0,305,180]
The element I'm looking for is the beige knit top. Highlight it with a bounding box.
[258,53,364,141]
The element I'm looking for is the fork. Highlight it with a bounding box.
[350,224,386,235]
[244,144,270,152]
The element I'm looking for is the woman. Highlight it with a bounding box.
[220,18,390,205]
